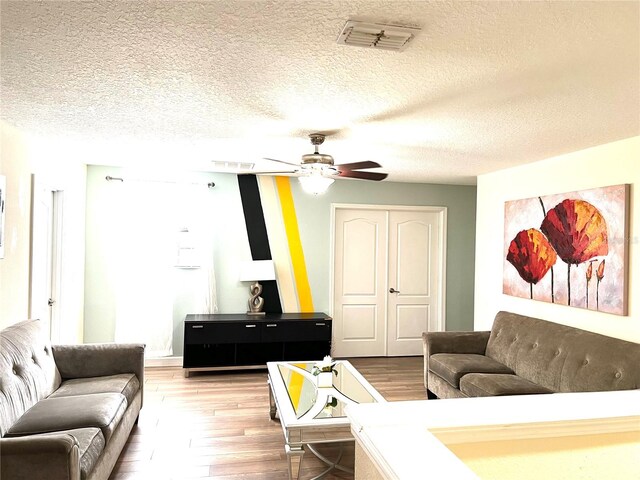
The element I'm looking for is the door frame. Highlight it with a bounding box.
[330,204,448,352]
[29,175,65,342]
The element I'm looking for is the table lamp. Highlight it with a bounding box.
[239,260,276,315]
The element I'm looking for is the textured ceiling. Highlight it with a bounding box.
[1,1,639,185]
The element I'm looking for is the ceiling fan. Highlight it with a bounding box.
[259,133,388,194]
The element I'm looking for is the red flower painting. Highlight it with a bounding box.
[540,199,608,264]
[540,199,608,305]
[503,185,628,315]
[507,229,557,298]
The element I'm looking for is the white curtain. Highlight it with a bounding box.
[111,180,174,357]
[199,249,218,314]
[175,183,218,315]
[179,222,219,315]
[109,179,217,357]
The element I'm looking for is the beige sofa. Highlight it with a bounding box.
[423,311,640,399]
[0,319,144,480]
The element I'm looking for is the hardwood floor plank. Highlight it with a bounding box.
[190,433,285,448]
[110,357,425,479]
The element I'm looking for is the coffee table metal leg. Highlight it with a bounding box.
[286,445,305,480]
[268,380,277,420]
[306,443,353,479]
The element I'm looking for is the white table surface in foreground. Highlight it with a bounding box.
[346,389,640,479]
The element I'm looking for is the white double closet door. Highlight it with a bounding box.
[332,205,446,357]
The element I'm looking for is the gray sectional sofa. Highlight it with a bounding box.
[0,319,145,480]
[423,311,640,399]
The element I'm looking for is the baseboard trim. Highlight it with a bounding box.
[145,356,183,367]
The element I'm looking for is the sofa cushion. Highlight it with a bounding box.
[6,393,127,442]
[49,373,140,405]
[427,372,468,399]
[429,353,514,388]
[0,320,62,436]
[40,428,106,480]
[460,373,554,397]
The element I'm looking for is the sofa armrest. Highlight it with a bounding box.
[52,343,145,405]
[1,434,81,480]
[422,331,491,391]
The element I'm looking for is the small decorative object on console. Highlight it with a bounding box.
[239,260,276,315]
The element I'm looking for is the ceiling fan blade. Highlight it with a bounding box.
[337,170,388,181]
[263,157,301,167]
[336,161,382,171]
[252,170,299,175]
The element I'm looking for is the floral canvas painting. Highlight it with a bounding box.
[503,184,629,315]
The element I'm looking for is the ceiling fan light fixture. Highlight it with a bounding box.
[298,175,335,195]
[261,132,386,190]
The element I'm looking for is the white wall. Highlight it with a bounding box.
[0,123,31,328]
[0,122,87,341]
[475,136,640,343]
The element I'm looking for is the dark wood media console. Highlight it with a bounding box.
[183,312,332,376]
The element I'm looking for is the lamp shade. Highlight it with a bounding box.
[298,175,335,195]
[239,260,276,281]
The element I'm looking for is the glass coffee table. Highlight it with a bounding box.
[267,360,386,480]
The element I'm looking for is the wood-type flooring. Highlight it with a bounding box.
[110,356,425,480]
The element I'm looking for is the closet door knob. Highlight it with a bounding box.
[389,288,400,293]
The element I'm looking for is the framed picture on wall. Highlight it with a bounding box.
[503,184,630,315]
[0,175,5,259]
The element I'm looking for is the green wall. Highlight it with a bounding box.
[84,165,476,356]
[290,179,477,333]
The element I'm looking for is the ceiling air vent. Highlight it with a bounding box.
[210,161,255,171]
[337,20,420,52]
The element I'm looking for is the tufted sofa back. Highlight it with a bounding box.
[0,319,61,437]
[486,311,640,393]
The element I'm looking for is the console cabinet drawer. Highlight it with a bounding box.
[185,322,261,344]
[261,320,331,342]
